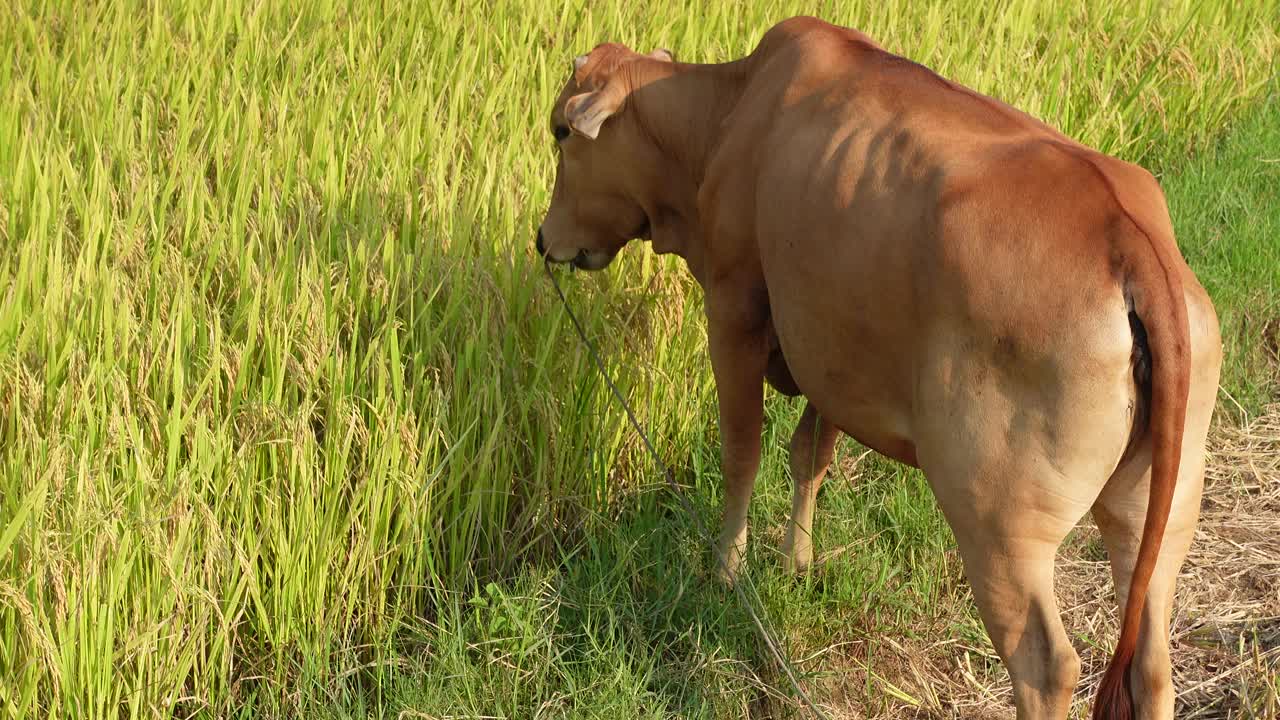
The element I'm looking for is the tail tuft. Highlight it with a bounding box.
[1092,647,1135,720]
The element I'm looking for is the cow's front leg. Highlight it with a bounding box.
[706,290,769,585]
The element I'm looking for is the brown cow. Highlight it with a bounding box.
[536,17,1221,720]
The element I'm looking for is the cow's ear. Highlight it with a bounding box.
[565,82,625,140]
[647,47,675,62]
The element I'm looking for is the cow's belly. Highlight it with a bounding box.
[748,110,952,468]
[765,270,921,468]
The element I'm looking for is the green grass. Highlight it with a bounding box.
[1164,91,1280,414]
[367,91,1280,720]
[1,0,1277,717]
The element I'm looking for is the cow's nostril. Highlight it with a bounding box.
[536,228,546,257]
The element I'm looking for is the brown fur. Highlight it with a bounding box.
[537,17,1222,719]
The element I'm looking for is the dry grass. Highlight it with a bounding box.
[1063,401,1280,719]
[814,401,1280,719]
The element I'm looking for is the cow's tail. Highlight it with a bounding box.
[1091,222,1192,720]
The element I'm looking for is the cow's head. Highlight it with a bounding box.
[536,44,675,270]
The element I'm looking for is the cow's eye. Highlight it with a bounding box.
[553,125,571,142]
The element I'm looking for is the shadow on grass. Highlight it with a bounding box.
[547,478,798,719]
[524,410,965,719]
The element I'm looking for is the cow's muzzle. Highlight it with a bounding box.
[536,227,595,268]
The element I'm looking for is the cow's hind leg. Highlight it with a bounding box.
[1089,337,1217,720]
[916,354,1133,718]
[780,402,840,573]
[1091,452,1203,720]
[926,455,1096,719]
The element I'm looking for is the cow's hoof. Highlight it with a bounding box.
[782,552,813,575]
[716,565,738,587]
[780,535,813,575]
[715,542,744,586]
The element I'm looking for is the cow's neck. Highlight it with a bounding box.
[626,59,749,282]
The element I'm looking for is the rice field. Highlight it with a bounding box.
[1,0,1278,717]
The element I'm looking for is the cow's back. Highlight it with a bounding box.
[725,20,1168,456]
